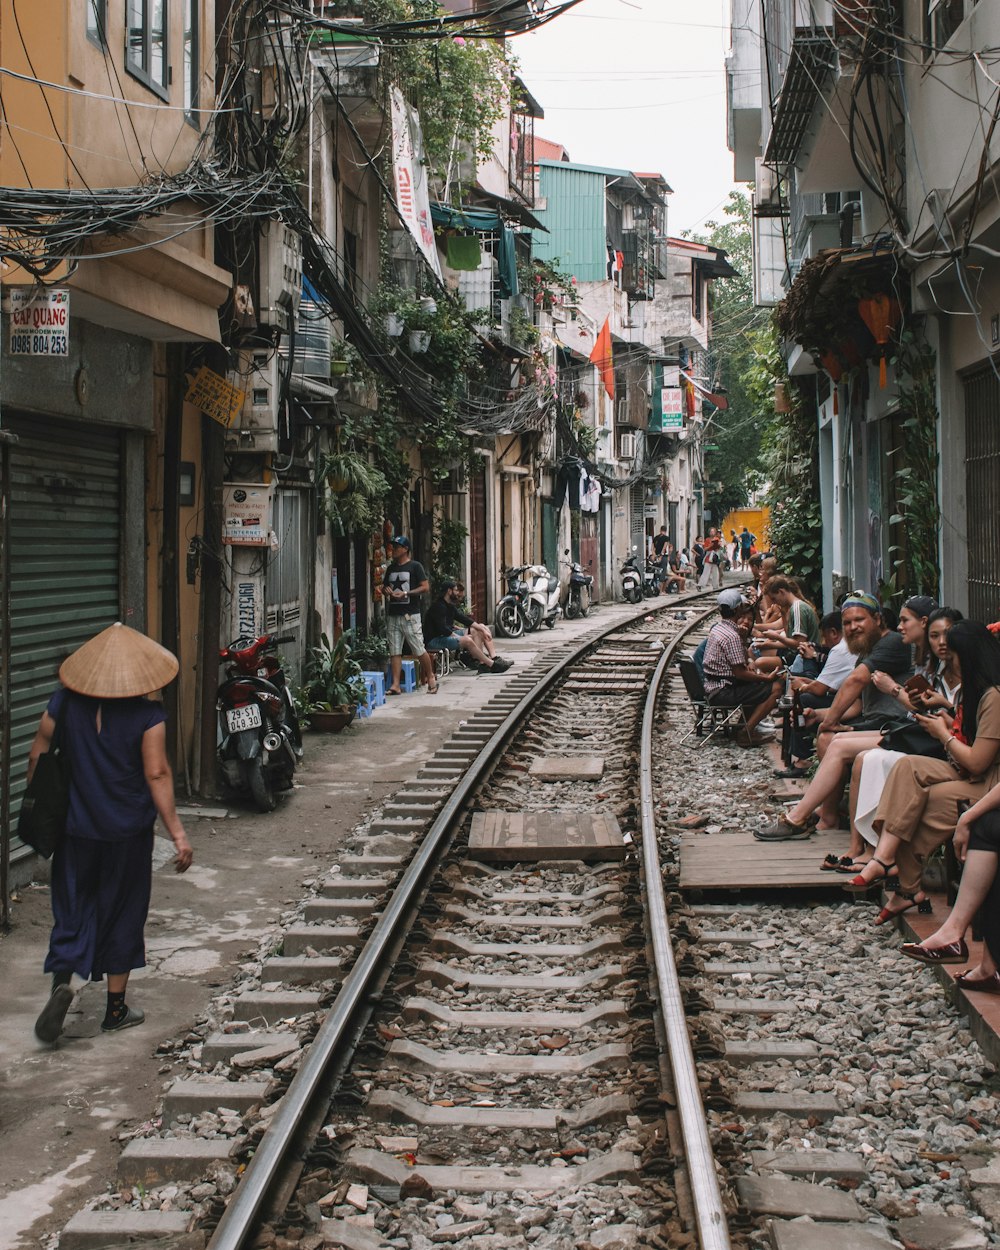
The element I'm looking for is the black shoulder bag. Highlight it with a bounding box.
[17,711,71,858]
[879,718,947,761]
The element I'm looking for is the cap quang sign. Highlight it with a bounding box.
[8,288,70,357]
[185,366,246,427]
[222,482,273,547]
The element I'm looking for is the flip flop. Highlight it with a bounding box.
[427,683,439,695]
[387,688,401,696]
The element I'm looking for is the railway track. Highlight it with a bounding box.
[55,591,728,1250]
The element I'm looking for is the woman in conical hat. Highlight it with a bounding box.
[28,623,193,1045]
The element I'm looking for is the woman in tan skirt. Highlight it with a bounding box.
[846,621,1000,923]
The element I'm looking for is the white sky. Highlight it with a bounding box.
[514,0,744,236]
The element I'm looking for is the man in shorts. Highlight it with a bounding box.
[702,588,784,746]
[383,536,438,694]
[424,581,512,674]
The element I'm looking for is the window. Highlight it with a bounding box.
[925,0,978,55]
[183,0,199,120]
[127,0,168,97]
[87,0,107,46]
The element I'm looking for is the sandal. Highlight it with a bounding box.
[427,682,439,695]
[387,688,401,697]
[875,890,932,926]
[844,856,896,892]
[820,853,845,871]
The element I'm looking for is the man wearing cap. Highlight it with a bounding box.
[383,537,438,695]
[702,588,784,746]
[424,582,512,675]
[756,591,914,840]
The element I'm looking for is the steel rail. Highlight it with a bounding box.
[207,588,719,1250]
[639,604,732,1250]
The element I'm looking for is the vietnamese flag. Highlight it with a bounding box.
[589,317,614,400]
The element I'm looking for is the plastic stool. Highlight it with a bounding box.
[384,659,418,693]
[362,670,386,706]
[356,674,378,719]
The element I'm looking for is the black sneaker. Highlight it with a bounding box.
[491,659,513,672]
[35,984,74,1044]
[101,1005,145,1033]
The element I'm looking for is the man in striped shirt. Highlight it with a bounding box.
[703,589,784,747]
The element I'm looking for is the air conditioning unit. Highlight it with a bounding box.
[258,222,302,331]
[227,350,280,451]
[618,431,636,460]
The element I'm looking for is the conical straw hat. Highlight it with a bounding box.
[59,623,179,698]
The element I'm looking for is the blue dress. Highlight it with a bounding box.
[43,690,167,981]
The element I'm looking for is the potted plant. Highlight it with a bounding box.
[302,633,367,731]
[350,627,390,674]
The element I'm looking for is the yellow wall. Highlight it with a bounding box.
[721,506,770,551]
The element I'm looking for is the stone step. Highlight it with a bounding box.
[386,1038,629,1076]
[400,996,629,1029]
[59,1210,196,1249]
[352,837,416,858]
[735,1174,865,1222]
[289,917,363,944]
[261,955,344,984]
[118,1138,238,1185]
[725,1041,820,1066]
[414,958,624,992]
[428,932,626,958]
[751,1150,868,1182]
[163,1077,273,1120]
[735,1092,841,1120]
[321,877,390,898]
[442,904,620,929]
[301,897,378,919]
[767,1223,898,1250]
[232,990,323,1024]
[200,1031,297,1066]
[366,1089,630,1131]
[368,818,430,836]
[343,1147,637,1194]
[339,855,409,874]
[711,998,797,1015]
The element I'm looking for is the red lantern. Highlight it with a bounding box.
[857,293,902,388]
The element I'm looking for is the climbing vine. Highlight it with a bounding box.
[888,328,941,599]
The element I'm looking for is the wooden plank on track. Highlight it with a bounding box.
[679,828,855,891]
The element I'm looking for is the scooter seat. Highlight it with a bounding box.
[547,578,558,593]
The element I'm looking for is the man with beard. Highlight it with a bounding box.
[755,592,914,840]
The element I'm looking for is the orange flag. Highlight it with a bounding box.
[589,317,614,400]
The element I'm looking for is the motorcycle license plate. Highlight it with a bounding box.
[226,704,262,733]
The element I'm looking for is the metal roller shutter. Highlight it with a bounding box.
[4,415,122,839]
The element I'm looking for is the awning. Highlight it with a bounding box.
[687,375,729,410]
[469,188,549,233]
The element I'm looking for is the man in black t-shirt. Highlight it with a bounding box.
[383,536,438,694]
[425,582,512,674]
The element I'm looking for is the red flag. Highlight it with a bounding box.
[589,317,614,400]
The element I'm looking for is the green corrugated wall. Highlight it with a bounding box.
[531,165,608,281]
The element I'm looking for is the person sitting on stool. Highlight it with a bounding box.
[425,581,512,674]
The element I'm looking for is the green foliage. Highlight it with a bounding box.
[429,513,468,593]
[368,0,511,186]
[685,190,767,518]
[888,329,941,598]
[303,633,368,711]
[345,625,389,672]
[320,446,391,537]
[750,325,823,603]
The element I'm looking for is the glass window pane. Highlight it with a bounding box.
[127,0,145,69]
[150,0,166,87]
[184,0,197,114]
[87,0,104,40]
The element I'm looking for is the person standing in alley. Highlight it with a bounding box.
[699,527,723,591]
[31,623,193,1045]
[739,525,756,569]
[383,536,438,695]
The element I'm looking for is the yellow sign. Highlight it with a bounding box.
[185,367,246,427]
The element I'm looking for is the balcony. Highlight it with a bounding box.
[764,33,838,165]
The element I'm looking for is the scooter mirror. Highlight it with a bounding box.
[631,545,637,552]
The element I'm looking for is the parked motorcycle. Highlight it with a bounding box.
[619,547,643,604]
[643,556,662,598]
[494,566,531,639]
[563,550,594,619]
[217,633,302,812]
[523,563,560,631]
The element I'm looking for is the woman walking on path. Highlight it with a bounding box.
[30,623,193,1045]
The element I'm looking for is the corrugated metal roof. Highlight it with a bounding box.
[530,164,608,282]
[536,158,634,178]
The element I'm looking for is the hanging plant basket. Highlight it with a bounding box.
[409,330,431,354]
[330,360,350,377]
[385,312,404,337]
[774,382,792,413]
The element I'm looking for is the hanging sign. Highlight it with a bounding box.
[222,482,272,546]
[390,86,443,280]
[185,366,246,427]
[8,288,70,356]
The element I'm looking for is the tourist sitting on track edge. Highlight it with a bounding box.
[846,619,1000,924]
[424,580,512,675]
[776,610,856,781]
[701,588,784,748]
[755,591,915,841]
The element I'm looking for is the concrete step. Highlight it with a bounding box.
[414,957,625,992]
[343,1146,637,1194]
[60,1210,196,1249]
[321,876,390,898]
[163,1077,272,1120]
[451,883,622,905]
[735,1174,865,1222]
[724,1041,820,1065]
[118,1137,238,1185]
[386,1038,629,1076]
[284,922,364,953]
[400,996,629,1030]
[232,990,323,1024]
[261,955,344,984]
[734,1092,841,1120]
[750,1150,868,1182]
[301,897,377,919]
[711,998,797,1015]
[338,855,408,874]
[428,931,626,958]
[367,1089,630,1131]
[442,904,620,929]
[200,1031,297,1066]
[704,961,783,975]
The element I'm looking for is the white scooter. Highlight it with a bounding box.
[523,563,561,631]
[620,546,643,604]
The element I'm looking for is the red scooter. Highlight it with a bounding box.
[217,634,302,812]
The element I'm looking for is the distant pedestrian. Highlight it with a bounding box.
[30,623,193,1045]
[739,526,756,569]
[730,530,739,568]
[383,536,438,695]
[698,527,723,591]
[693,536,705,580]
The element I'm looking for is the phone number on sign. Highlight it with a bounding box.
[9,332,69,355]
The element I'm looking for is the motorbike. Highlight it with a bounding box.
[562,550,594,619]
[619,547,643,604]
[523,563,560,631]
[217,633,302,812]
[643,556,662,598]
[494,566,532,639]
